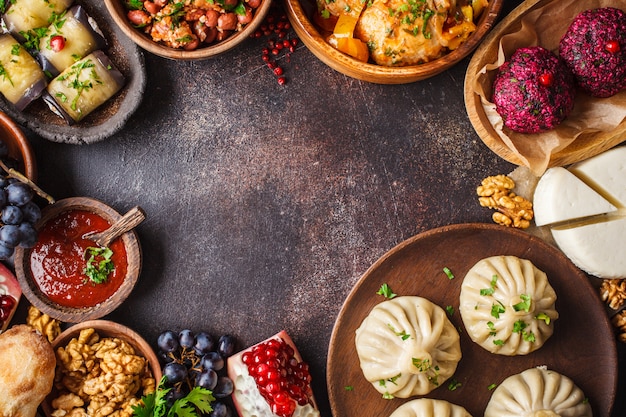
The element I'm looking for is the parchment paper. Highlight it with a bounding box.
[473,0,626,176]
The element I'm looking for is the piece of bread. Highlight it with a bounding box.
[0,325,56,417]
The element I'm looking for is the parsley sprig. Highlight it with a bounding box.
[132,376,215,417]
[84,246,115,284]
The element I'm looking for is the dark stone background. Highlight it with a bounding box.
[11,0,626,415]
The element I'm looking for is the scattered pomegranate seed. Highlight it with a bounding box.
[0,294,16,323]
[277,76,286,85]
[539,72,554,87]
[274,66,284,76]
[49,35,66,52]
[605,40,621,54]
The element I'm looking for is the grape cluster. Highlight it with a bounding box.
[0,141,40,260]
[157,329,237,417]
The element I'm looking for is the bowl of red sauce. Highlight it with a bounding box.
[14,197,142,322]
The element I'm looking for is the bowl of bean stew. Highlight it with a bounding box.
[104,0,271,60]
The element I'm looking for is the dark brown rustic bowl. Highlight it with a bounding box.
[14,197,142,322]
[285,0,503,84]
[0,111,36,180]
[104,0,271,60]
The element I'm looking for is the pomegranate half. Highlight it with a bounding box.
[227,330,320,417]
[0,262,21,332]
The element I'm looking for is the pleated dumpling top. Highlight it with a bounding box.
[355,296,461,398]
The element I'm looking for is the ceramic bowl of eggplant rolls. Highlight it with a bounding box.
[0,0,146,144]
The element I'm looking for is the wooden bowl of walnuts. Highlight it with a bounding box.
[42,320,162,417]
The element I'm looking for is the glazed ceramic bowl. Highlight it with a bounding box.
[104,0,271,60]
[14,197,142,322]
[285,0,503,84]
[0,111,36,180]
[42,320,161,417]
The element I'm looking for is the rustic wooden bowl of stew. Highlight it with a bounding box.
[285,0,503,84]
[42,319,162,417]
[104,0,271,60]
[14,197,142,322]
[0,111,36,180]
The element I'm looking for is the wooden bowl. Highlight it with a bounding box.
[42,320,162,417]
[463,0,626,169]
[104,0,271,60]
[285,0,503,84]
[0,111,36,180]
[14,197,142,322]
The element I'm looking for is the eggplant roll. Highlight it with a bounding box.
[38,5,107,76]
[0,34,47,111]
[2,0,73,37]
[45,50,124,123]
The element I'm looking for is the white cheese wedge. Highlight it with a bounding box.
[569,146,626,208]
[533,167,617,226]
[551,216,626,279]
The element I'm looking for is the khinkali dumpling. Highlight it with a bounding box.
[459,256,558,355]
[355,296,461,398]
[484,367,592,417]
[389,399,472,417]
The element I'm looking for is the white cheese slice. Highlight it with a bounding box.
[551,216,626,279]
[533,167,617,226]
[569,146,626,208]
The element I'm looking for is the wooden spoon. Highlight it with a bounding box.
[83,206,145,247]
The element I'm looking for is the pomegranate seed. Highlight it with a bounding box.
[49,35,65,52]
[291,38,298,46]
[271,48,279,55]
[538,73,553,87]
[273,66,284,76]
[606,40,621,54]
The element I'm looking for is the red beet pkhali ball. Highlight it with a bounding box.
[492,46,576,133]
[559,7,626,98]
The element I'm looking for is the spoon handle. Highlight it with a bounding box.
[89,206,146,247]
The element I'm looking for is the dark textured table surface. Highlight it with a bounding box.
[10,0,626,415]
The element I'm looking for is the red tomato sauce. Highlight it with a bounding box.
[30,209,128,308]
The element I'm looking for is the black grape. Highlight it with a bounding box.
[194,332,214,355]
[1,205,22,225]
[163,362,188,385]
[218,334,236,357]
[6,182,33,206]
[0,243,13,260]
[157,330,180,353]
[200,351,224,371]
[179,329,195,349]
[195,369,218,390]
[213,376,234,398]
[21,201,41,224]
[18,223,37,248]
[0,224,20,248]
[209,402,233,417]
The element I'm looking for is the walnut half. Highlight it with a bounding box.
[601,279,626,310]
[611,310,626,343]
[477,175,534,229]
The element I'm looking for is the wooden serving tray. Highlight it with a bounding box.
[327,223,617,417]
[464,0,626,169]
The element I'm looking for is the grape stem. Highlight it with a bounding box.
[0,160,55,204]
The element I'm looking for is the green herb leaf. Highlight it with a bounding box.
[536,312,551,325]
[512,294,532,312]
[443,266,454,280]
[84,246,115,284]
[490,301,505,319]
[376,283,397,299]
[487,383,497,390]
[344,385,354,391]
[445,305,454,316]
[448,378,461,391]
[132,376,214,417]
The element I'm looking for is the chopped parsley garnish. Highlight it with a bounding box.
[84,246,115,284]
[445,305,454,316]
[486,321,497,336]
[491,301,506,319]
[443,266,454,280]
[344,386,354,391]
[487,383,498,390]
[536,312,551,324]
[56,58,102,112]
[448,378,461,391]
[493,339,504,346]
[387,323,410,340]
[512,294,532,312]
[480,274,498,296]
[0,62,13,86]
[376,283,397,299]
